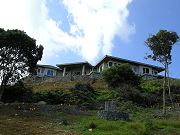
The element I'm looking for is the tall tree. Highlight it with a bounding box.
[0,28,43,100]
[145,29,179,114]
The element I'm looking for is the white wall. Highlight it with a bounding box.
[36,67,57,77]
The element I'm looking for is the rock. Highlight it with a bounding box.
[37,101,47,105]
[97,110,129,121]
[88,129,93,132]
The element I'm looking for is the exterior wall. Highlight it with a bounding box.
[36,67,58,77]
[96,60,159,76]
[139,65,158,76]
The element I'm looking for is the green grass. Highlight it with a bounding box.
[0,106,180,135]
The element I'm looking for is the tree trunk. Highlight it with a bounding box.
[167,65,173,108]
[0,85,5,101]
[162,62,167,115]
[0,79,8,101]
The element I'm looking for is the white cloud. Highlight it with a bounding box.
[0,0,135,63]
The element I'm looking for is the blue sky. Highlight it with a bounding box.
[0,0,179,78]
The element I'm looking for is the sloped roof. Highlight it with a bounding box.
[95,55,164,72]
[56,61,93,68]
[37,64,61,70]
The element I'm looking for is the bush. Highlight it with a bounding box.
[116,85,159,107]
[141,79,162,93]
[32,89,71,104]
[102,64,140,88]
[1,81,33,103]
[70,83,98,109]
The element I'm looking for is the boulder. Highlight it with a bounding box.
[37,101,47,105]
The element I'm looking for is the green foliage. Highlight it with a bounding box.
[0,28,44,100]
[117,101,140,113]
[88,122,97,129]
[1,81,33,103]
[116,85,159,106]
[145,29,179,64]
[144,119,156,135]
[141,79,162,93]
[102,64,140,88]
[32,89,71,104]
[70,83,98,108]
[97,89,119,102]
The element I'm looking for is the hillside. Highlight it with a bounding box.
[31,79,108,92]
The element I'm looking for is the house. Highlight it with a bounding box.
[32,55,164,82]
[94,55,164,78]
[36,64,61,77]
[56,62,93,77]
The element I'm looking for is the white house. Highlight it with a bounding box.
[36,64,61,77]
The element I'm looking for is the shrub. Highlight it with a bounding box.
[102,64,141,88]
[88,122,97,129]
[32,89,71,104]
[116,85,159,107]
[70,83,98,109]
[141,79,162,93]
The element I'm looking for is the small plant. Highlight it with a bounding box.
[144,119,156,135]
[88,122,97,129]
[61,118,68,126]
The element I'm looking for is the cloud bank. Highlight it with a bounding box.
[0,0,135,63]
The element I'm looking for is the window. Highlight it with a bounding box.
[133,67,137,72]
[47,70,53,76]
[143,68,149,74]
[109,62,112,67]
[154,71,158,75]
[114,63,117,65]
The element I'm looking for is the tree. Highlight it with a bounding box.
[145,29,179,114]
[0,28,43,100]
[102,64,140,88]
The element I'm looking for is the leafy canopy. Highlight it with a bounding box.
[0,28,43,86]
[145,29,179,65]
[102,64,140,88]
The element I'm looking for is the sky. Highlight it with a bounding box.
[0,0,179,78]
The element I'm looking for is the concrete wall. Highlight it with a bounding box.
[26,71,101,84]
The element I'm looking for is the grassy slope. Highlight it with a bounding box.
[0,108,180,135]
[11,79,179,134]
[31,80,107,91]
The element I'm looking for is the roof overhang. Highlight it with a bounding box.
[95,55,164,73]
[37,64,61,70]
[56,62,93,69]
